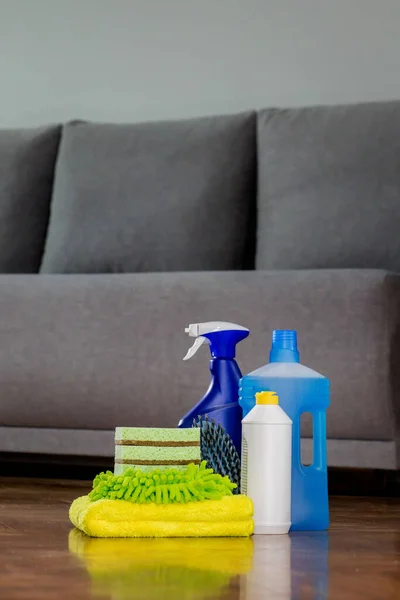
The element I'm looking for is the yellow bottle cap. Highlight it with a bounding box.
[255,391,279,405]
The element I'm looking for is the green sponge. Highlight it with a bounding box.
[114,427,201,475]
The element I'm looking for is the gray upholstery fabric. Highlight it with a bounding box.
[0,125,61,273]
[0,427,397,468]
[0,427,114,458]
[301,439,398,470]
[41,113,256,274]
[0,270,398,444]
[256,101,400,271]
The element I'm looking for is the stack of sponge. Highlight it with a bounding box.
[114,427,201,475]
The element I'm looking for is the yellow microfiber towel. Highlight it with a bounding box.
[69,494,254,538]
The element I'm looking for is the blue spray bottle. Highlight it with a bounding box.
[239,330,330,531]
[178,321,249,456]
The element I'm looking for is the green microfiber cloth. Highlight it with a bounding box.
[89,461,236,504]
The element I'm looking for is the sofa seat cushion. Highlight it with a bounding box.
[41,113,256,273]
[0,125,61,272]
[0,270,398,443]
[256,100,400,271]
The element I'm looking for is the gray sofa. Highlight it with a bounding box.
[1,101,399,470]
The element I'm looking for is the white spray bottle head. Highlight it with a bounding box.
[183,321,249,360]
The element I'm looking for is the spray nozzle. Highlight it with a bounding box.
[183,321,249,361]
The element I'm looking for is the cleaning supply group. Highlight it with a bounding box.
[69,322,330,538]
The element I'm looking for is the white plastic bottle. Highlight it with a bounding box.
[241,391,292,534]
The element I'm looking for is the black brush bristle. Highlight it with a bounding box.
[193,416,241,493]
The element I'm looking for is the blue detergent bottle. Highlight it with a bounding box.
[178,321,249,456]
[239,330,330,531]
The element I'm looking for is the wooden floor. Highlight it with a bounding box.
[0,478,399,599]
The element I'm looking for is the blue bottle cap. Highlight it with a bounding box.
[270,330,300,363]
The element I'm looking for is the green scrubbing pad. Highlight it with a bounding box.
[89,461,236,505]
[114,427,201,475]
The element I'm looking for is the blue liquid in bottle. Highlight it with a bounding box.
[239,330,330,531]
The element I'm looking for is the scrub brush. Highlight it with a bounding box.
[193,416,241,493]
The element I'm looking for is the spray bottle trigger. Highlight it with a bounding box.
[183,336,206,361]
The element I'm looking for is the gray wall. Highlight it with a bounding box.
[1,0,400,127]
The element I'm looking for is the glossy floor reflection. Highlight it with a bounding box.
[69,533,254,599]
[0,478,399,599]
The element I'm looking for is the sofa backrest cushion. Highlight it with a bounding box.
[256,101,400,272]
[0,125,61,273]
[41,113,256,274]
